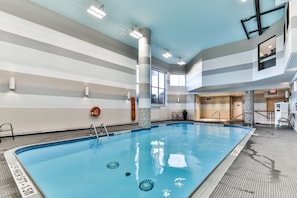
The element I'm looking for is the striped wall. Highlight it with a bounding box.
[0,2,190,135]
[0,8,138,135]
[186,19,286,92]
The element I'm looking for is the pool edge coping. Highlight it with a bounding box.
[4,123,253,198]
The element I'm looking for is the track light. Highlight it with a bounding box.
[178,58,186,65]
[129,29,143,39]
[163,50,172,58]
[87,1,106,19]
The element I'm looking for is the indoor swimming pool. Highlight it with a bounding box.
[11,123,251,198]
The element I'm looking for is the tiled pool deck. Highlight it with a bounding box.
[1,122,296,198]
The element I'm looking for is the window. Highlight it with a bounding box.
[170,75,185,86]
[258,36,276,71]
[151,69,166,104]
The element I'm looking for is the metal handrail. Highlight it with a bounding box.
[90,124,99,140]
[100,123,109,137]
[211,111,220,121]
[233,112,252,120]
[0,122,14,143]
[254,110,274,120]
[233,112,254,127]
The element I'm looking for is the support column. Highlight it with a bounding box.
[138,28,151,128]
[244,90,254,127]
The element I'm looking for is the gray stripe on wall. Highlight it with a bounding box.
[0,30,135,75]
[0,0,137,60]
[203,62,253,76]
[138,83,151,98]
[1,84,132,100]
[138,57,151,65]
[167,94,186,103]
[0,70,134,100]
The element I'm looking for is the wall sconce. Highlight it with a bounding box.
[177,96,180,103]
[84,86,89,97]
[9,77,15,91]
[127,91,131,100]
[285,90,289,98]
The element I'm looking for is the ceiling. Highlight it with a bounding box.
[30,0,286,65]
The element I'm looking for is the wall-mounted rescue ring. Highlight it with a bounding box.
[90,106,101,117]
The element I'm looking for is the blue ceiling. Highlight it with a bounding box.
[30,0,285,65]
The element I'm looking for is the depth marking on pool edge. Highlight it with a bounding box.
[8,161,38,197]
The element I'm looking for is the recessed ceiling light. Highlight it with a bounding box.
[162,51,172,58]
[129,29,143,39]
[87,4,106,19]
[178,58,186,66]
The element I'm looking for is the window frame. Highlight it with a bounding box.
[151,68,166,105]
[258,35,276,71]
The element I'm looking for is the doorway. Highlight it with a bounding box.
[231,96,243,120]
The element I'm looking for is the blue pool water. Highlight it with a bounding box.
[16,123,250,198]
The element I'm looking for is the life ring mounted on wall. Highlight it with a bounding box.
[90,106,101,117]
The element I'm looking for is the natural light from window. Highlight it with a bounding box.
[151,69,166,104]
[170,75,185,86]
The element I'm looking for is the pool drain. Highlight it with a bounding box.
[106,161,119,169]
[139,179,154,191]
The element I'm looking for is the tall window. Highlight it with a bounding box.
[151,69,165,104]
[170,74,185,86]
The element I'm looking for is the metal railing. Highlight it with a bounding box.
[90,124,99,141]
[90,123,109,140]
[233,112,253,127]
[100,123,109,137]
[211,111,220,121]
[254,110,274,120]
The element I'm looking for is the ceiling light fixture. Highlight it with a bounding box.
[87,0,106,19]
[178,58,186,66]
[162,50,172,58]
[129,29,143,39]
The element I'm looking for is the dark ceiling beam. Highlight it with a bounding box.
[241,19,250,39]
[241,4,285,39]
[241,5,285,22]
[254,0,263,35]
[248,26,270,35]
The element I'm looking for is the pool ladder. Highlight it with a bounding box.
[90,123,109,141]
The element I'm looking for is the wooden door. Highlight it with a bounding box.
[267,98,285,112]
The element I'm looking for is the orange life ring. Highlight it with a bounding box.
[131,97,136,121]
[90,106,101,117]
